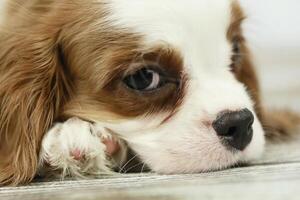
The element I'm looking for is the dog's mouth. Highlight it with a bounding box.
[117,147,246,174]
[114,140,245,174]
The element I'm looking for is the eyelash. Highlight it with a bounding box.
[230,40,242,71]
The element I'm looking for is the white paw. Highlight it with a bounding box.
[38,118,112,178]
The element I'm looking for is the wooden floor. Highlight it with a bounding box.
[1,134,300,200]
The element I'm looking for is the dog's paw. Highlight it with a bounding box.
[38,118,117,178]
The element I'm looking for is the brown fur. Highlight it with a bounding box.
[0,0,78,185]
[228,2,262,119]
[0,0,186,185]
[62,45,187,120]
[229,2,300,141]
[263,110,300,141]
[0,0,299,186]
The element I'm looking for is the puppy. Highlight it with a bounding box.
[0,0,299,186]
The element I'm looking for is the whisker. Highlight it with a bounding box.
[140,163,147,174]
[108,158,122,172]
[118,154,139,173]
[124,162,145,174]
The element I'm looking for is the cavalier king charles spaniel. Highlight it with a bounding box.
[0,0,299,185]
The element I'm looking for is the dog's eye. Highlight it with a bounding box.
[230,39,242,71]
[123,68,166,91]
[232,39,240,54]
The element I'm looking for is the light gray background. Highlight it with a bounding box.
[241,0,300,111]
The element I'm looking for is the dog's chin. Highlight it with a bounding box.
[117,118,265,174]
[135,141,264,174]
[142,151,241,174]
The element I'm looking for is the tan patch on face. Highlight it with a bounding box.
[62,29,187,122]
[263,110,300,141]
[227,1,262,120]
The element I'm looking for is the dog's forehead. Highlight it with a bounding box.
[108,0,233,70]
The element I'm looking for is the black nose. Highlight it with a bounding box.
[212,109,254,151]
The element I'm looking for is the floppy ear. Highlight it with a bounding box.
[0,22,72,185]
[262,110,300,141]
[229,2,300,142]
[235,42,300,141]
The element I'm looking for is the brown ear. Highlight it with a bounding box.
[0,23,72,185]
[262,109,300,142]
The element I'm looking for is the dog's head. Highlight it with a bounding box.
[63,0,265,173]
[0,0,265,184]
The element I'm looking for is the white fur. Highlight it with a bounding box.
[38,118,111,177]
[103,0,265,173]
[40,0,265,176]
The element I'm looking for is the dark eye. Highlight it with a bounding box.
[232,39,240,54]
[230,39,242,71]
[123,67,166,91]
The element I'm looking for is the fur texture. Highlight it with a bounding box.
[0,0,299,186]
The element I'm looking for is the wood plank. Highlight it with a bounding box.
[1,161,300,200]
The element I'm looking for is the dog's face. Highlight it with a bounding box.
[60,0,265,173]
[0,0,265,184]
